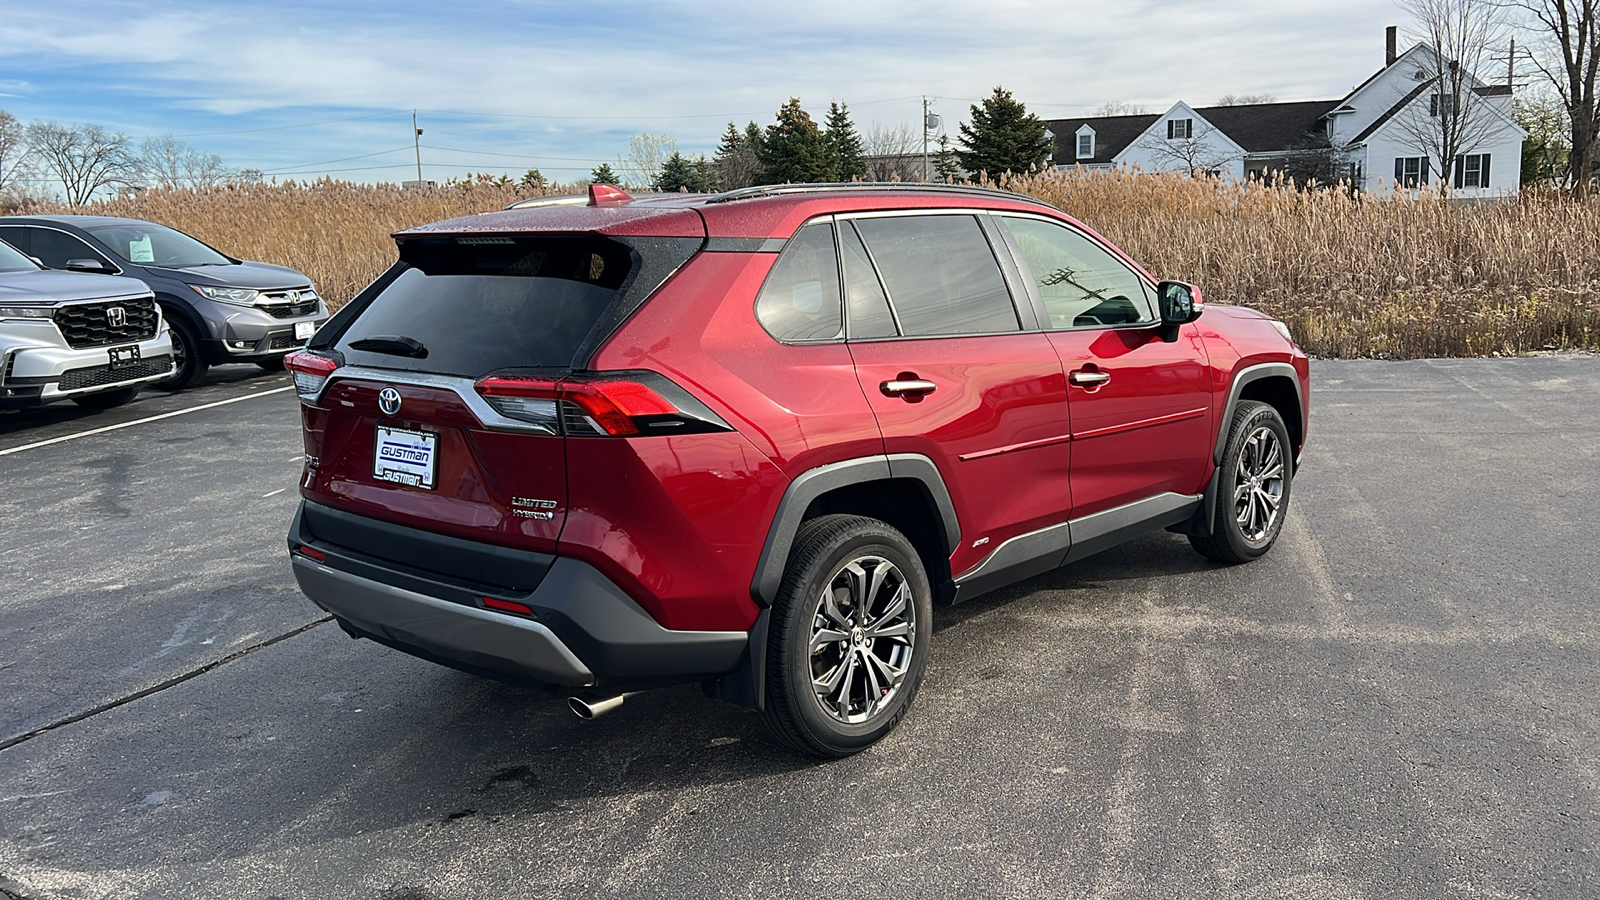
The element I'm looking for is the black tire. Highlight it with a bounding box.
[759,514,933,757]
[1190,400,1293,564]
[71,387,139,410]
[255,356,286,372]
[156,316,209,391]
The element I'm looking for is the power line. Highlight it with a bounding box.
[258,145,415,175]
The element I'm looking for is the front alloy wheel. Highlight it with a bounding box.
[1190,400,1293,563]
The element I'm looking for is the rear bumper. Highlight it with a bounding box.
[288,501,749,689]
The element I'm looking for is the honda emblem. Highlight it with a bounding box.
[106,306,127,328]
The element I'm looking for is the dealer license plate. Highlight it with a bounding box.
[293,321,317,340]
[373,426,437,489]
[109,345,140,370]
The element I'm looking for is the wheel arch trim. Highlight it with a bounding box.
[1214,361,1302,466]
[750,453,960,607]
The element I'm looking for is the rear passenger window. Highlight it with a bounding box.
[999,215,1153,328]
[839,221,897,339]
[852,215,1018,337]
[754,223,843,343]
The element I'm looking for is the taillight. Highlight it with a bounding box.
[474,372,729,437]
[285,351,338,398]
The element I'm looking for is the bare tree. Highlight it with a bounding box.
[139,134,233,189]
[1393,0,1510,193]
[862,123,923,181]
[1215,93,1279,105]
[1508,0,1598,192]
[1281,132,1361,190]
[0,110,30,197]
[26,122,138,206]
[1134,121,1241,176]
[1092,101,1150,116]
[616,133,678,189]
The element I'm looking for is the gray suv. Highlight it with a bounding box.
[0,238,174,410]
[0,215,328,389]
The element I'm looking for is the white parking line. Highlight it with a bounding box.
[0,386,296,458]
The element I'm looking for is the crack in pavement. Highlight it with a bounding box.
[0,617,332,753]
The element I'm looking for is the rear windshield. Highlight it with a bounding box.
[334,235,635,377]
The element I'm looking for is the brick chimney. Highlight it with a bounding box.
[1386,26,1398,66]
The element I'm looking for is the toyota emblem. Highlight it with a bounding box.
[378,387,402,416]
[105,306,127,328]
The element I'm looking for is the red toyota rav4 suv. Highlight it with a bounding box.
[286,183,1308,757]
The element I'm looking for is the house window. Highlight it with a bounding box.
[1076,131,1094,159]
[1429,93,1458,117]
[1454,153,1491,188]
[1394,156,1429,188]
[1167,118,1193,140]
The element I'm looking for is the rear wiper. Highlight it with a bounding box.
[349,335,428,358]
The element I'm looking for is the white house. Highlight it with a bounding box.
[1048,27,1527,196]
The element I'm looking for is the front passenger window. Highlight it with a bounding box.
[28,228,109,271]
[1000,216,1153,328]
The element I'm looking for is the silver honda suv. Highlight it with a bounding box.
[0,237,174,411]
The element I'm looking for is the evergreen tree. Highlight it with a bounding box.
[518,168,547,190]
[824,101,867,182]
[758,98,834,184]
[589,162,621,185]
[712,121,761,190]
[934,133,963,183]
[956,87,1053,179]
[654,151,712,192]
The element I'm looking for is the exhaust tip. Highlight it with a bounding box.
[568,693,626,719]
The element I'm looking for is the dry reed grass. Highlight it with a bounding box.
[47,170,1600,358]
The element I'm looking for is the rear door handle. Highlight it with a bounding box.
[881,378,937,397]
[1069,369,1111,388]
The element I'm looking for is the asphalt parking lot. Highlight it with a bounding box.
[1,357,1596,900]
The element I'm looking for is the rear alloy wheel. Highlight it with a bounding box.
[156,316,209,391]
[71,387,139,410]
[1190,400,1293,563]
[760,514,932,757]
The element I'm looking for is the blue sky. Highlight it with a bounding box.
[1,0,1407,188]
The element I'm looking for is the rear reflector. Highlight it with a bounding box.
[285,351,339,397]
[295,545,327,562]
[482,597,534,615]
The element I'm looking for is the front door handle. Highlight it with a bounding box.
[1069,369,1111,388]
[881,378,937,397]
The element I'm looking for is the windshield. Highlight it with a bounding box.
[0,238,38,273]
[85,223,232,268]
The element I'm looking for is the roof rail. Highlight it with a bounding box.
[703,181,1056,206]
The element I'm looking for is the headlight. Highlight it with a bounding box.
[0,305,55,319]
[191,284,261,306]
[1269,319,1295,344]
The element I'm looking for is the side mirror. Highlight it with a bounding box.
[65,258,113,274]
[1156,280,1203,342]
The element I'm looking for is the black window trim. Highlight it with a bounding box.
[0,224,124,275]
[832,208,1034,343]
[990,210,1160,333]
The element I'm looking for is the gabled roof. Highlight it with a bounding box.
[1046,113,1159,164]
[1188,100,1341,152]
[1350,81,1432,144]
[1048,99,1339,161]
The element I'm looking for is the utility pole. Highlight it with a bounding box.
[922,96,930,182]
[413,110,424,183]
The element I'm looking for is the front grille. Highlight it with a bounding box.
[263,300,319,319]
[58,354,172,391]
[53,298,160,348]
[269,332,303,350]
